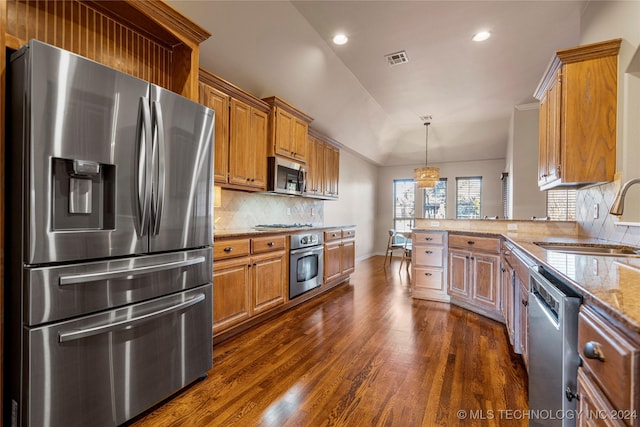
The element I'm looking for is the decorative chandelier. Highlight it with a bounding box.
[414,119,439,188]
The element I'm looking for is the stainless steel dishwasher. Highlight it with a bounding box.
[528,266,582,427]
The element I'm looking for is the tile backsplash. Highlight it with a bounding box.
[214,189,324,230]
[576,178,640,246]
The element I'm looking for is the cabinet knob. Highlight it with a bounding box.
[424,272,432,276]
[467,241,475,245]
[425,251,433,254]
[583,341,605,362]
[425,237,433,241]
[332,233,337,237]
[504,250,511,256]
[501,268,506,273]
[565,386,579,402]
[521,299,528,307]
[224,247,233,253]
[268,242,275,247]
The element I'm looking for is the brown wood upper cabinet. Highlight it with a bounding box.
[307,128,341,199]
[199,69,270,191]
[534,39,621,190]
[263,96,313,163]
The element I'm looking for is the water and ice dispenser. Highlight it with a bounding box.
[52,158,115,230]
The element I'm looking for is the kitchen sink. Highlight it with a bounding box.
[534,242,640,257]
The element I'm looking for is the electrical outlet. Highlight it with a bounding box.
[594,203,599,219]
[287,208,291,216]
[430,221,440,227]
[311,207,315,216]
[507,223,518,231]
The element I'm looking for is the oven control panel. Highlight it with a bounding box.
[291,233,324,249]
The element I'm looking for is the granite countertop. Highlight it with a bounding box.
[215,225,356,239]
[416,227,640,335]
[505,234,640,335]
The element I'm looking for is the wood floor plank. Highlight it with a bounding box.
[130,256,528,427]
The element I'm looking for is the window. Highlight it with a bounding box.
[456,177,482,219]
[423,179,447,219]
[547,189,576,221]
[393,179,415,243]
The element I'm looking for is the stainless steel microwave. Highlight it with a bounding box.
[267,156,306,195]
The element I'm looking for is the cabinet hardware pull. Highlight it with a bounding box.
[224,247,233,253]
[332,233,337,237]
[583,341,605,362]
[424,272,432,276]
[501,268,506,273]
[425,237,433,241]
[504,250,511,256]
[425,251,433,254]
[268,242,275,247]
[467,241,475,245]
[521,299,528,307]
[565,387,579,402]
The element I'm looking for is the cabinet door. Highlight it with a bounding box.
[471,253,500,314]
[213,257,251,334]
[577,368,625,427]
[538,91,549,186]
[292,118,308,162]
[501,261,516,347]
[201,84,230,185]
[448,250,470,298]
[229,99,252,186]
[324,144,339,197]
[306,135,323,195]
[546,69,562,183]
[274,108,294,157]
[314,139,325,195]
[324,241,342,283]
[341,240,355,275]
[249,108,268,189]
[518,280,529,368]
[251,251,286,314]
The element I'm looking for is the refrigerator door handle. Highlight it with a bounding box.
[151,101,166,236]
[58,256,206,286]
[58,292,206,343]
[137,97,153,235]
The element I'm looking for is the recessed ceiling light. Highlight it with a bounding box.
[333,34,348,45]
[472,31,491,42]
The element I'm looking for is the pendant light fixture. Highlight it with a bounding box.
[414,118,439,188]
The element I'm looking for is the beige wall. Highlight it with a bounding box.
[507,105,547,220]
[324,149,378,261]
[575,1,640,243]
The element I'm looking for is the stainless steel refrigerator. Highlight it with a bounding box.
[6,40,214,427]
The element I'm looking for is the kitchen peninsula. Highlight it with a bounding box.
[412,218,640,424]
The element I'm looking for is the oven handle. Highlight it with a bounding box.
[290,246,323,256]
[58,256,206,285]
[58,293,205,343]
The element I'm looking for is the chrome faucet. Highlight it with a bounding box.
[610,178,640,215]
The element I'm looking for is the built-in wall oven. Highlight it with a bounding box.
[290,232,324,299]
[529,266,582,427]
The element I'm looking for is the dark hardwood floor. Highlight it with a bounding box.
[132,256,528,426]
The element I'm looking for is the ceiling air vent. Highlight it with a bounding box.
[384,50,409,66]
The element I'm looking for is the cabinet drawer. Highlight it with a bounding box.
[342,228,356,239]
[578,306,639,415]
[449,234,500,253]
[414,231,445,245]
[415,246,444,267]
[414,268,444,291]
[324,229,342,242]
[214,239,250,260]
[251,235,286,254]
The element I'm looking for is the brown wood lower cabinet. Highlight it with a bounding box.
[447,234,501,321]
[577,305,639,426]
[213,235,287,337]
[324,228,355,286]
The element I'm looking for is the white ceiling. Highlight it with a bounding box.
[168,1,585,166]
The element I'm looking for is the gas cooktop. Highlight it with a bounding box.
[254,223,314,229]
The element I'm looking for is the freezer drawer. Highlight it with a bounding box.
[24,248,212,325]
[14,284,212,427]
